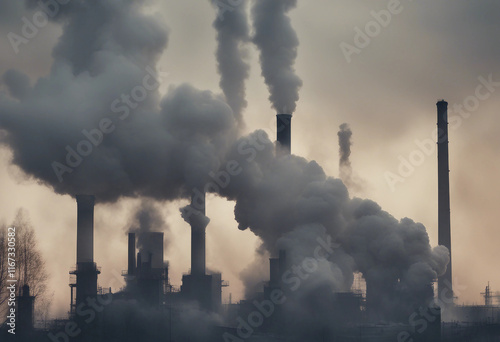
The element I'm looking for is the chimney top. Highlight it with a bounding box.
[76,195,95,206]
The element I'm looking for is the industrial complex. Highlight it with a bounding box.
[3,103,500,342]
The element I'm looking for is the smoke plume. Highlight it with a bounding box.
[216,131,449,321]
[128,199,169,250]
[251,0,303,113]
[337,123,364,192]
[0,0,450,325]
[211,0,251,127]
[0,1,238,202]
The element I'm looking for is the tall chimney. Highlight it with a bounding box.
[128,233,136,275]
[71,195,100,312]
[76,195,95,263]
[277,114,292,155]
[437,100,453,305]
[191,190,207,277]
[269,258,280,287]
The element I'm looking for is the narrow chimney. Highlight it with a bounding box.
[191,190,206,277]
[72,195,99,311]
[437,100,453,305]
[278,249,287,281]
[277,114,292,155]
[137,252,142,274]
[76,195,95,263]
[128,233,136,275]
[269,258,280,287]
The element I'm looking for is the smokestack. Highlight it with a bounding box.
[128,233,136,275]
[71,195,99,311]
[278,249,287,280]
[191,191,206,277]
[277,114,292,155]
[76,195,95,263]
[137,252,142,274]
[437,100,453,305]
[269,258,280,287]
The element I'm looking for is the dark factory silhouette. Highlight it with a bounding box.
[4,101,500,342]
[1,1,500,342]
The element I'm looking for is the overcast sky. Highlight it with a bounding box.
[0,0,499,318]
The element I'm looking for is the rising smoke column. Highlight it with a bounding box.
[211,0,251,127]
[338,123,352,175]
[251,0,303,113]
[337,123,364,192]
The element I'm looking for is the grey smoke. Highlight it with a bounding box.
[251,0,303,113]
[128,199,169,251]
[0,1,238,202]
[2,69,31,100]
[211,0,251,127]
[338,123,352,167]
[337,123,364,192]
[0,0,450,325]
[217,131,449,321]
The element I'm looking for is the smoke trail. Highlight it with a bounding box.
[251,0,303,113]
[211,0,251,127]
[338,123,352,168]
[337,123,364,192]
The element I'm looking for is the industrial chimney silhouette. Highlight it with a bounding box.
[76,195,95,263]
[437,100,453,305]
[70,195,100,313]
[277,114,292,155]
[191,191,206,277]
[128,233,136,275]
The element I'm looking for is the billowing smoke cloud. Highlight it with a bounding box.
[337,123,364,192]
[216,131,449,321]
[0,0,450,325]
[211,0,251,127]
[0,1,238,202]
[128,199,169,250]
[251,0,303,113]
